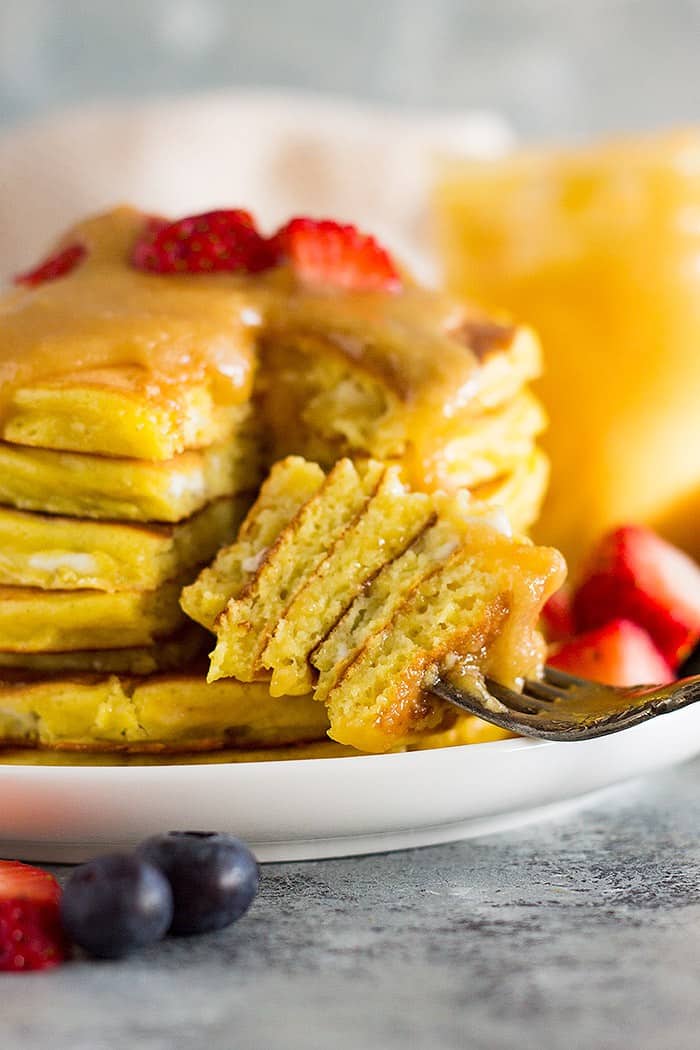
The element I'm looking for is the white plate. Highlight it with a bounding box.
[2,704,699,863]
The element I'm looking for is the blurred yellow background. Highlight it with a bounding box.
[437,130,700,569]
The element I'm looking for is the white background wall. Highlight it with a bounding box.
[1,0,699,138]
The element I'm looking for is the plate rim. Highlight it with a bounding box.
[0,734,552,778]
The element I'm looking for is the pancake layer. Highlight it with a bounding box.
[313,513,469,703]
[181,456,326,630]
[257,316,541,493]
[0,579,187,652]
[3,371,249,459]
[432,390,545,491]
[262,466,433,696]
[207,458,385,682]
[0,497,245,591]
[0,723,510,764]
[0,625,208,674]
[322,524,563,752]
[0,741,355,765]
[0,437,259,522]
[0,671,329,752]
[469,448,549,535]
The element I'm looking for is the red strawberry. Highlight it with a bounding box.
[131,209,273,274]
[572,526,700,667]
[14,242,86,287]
[0,860,69,972]
[548,618,674,687]
[541,587,574,643]
[271,217,402,292]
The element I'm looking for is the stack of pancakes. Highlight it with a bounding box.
[0,207,558,758]
[0,365,256,662]
[0,367,330,752]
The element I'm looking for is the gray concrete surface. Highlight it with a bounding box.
[2,757,699,1049]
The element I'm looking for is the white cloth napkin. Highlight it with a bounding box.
[0,90,510,282]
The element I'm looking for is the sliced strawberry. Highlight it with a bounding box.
[271,217,402,293]
[0,900,69,972]
[548,618,674,687]
[132,209,273,274]
[0,860,69,972]
[541,587,574,643]
[572,526,700,667]
[0,860,60,905]
[14,242,86,287]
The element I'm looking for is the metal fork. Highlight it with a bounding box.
[429,666,700,741]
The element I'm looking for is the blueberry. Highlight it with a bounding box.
[60,853,173,959]
[137,831,259,936]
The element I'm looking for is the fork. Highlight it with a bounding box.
[429,666,700,741]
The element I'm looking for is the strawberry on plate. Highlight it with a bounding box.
[14,242,86,287]
[132,209,273,275]
[0,860,69,972]
[541,587,574,643]
[548,618,674,688]
[572,525,700,667]
[271,217,402,293]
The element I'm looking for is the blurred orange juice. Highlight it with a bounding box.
[436,130,700,570]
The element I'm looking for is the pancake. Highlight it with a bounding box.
[181,456,326,630]
[312,494,524,703]
[406,717,513,748]
[0,740,356,765]
[257,307,541,492]
[0,724,510,763]
[469,448,550,535]
[431,390,545,492]
[5,302,541,495]
[198,457,565,752]
[0,496,246,591]
[0,670,329,752]
[0,578,187,653]
[0,208,257,455]
[262,465,433,696]
[0,625,208,674]
[322,520,564,752]
[207,458,385,682]
[4,370,249,459]
[0,436,259,523]
[313,510,472,704]
[2,208,544,501]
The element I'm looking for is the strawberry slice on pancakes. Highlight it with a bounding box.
[132,209,274,274]
[14,243,86,287]
[272,217,402,292]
